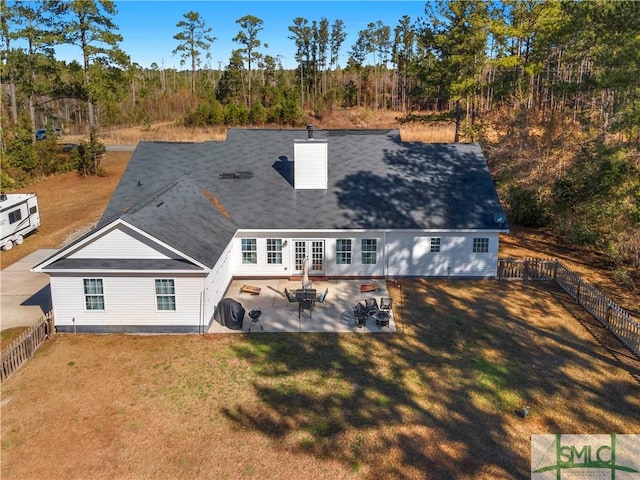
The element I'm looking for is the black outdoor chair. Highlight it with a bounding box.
[353,302,368,329]
[364,297,379,314]
[380,297,392,311]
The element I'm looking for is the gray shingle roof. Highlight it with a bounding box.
[97,128,506,268]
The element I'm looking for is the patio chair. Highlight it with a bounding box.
[364,297,379,314]
[284,288,298,308]
[353,302,368,329]
[315,288,329,308]
[380,297,392,311]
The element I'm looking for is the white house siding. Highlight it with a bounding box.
[385,232,500,277]
[50,273,207,333]
[68,225,175,260]
[232,231,386,278]
[294,140,328,189]
[202,240,235,327]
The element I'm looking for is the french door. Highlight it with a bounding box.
[293,240,325,274]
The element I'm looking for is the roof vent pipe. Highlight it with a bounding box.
[307,124,314,139]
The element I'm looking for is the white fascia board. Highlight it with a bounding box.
[41,269,209,275]
[32,218,210,272]
[235,228,509,235]
[31,218,123,271]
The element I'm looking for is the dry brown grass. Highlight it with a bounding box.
[2,113,639,478]
[64,122,228,145]
[63,110,458,145]
[0,152,131,269]
[400,123,457,143]
[1,281,638,479]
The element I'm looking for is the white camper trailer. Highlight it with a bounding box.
[0,193,41,250]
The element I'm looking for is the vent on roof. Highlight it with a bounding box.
[219,171,254,179]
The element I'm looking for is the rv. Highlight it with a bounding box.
[0,193,41,251]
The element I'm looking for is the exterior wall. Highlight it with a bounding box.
[233,231,385,278]
[233,230,500,279]
[202,240,235,327]
[68,225,175,260]
[47,229,501,333]
[386,232,500,277]
[50,272,207,333]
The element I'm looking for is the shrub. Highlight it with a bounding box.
[508,185,550,227]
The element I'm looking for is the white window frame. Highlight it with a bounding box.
[241,238,257,264]
[361,238,377,265]
[336,239,352,265]
[155,279,176,311]
[266,239,283,264]
[83,278,105,311]
[473,237,489,253]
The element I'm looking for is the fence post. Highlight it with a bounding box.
[524,259,530,282]
[553,260,558,280]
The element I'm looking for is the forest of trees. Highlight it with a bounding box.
[1,0,639,282]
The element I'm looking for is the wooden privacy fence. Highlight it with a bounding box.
[498,258,640,357]
[1,312,54,383]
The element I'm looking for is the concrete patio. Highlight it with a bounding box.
[207,278,397,334]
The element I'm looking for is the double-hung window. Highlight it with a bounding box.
[155,279,176,311]
[266,239,283,264]
[83,278,104,310]
[241,238,257,264]
[430,237,441,253]
[361,239,377,264]
[473,237,489,253]
[336,239,352,264]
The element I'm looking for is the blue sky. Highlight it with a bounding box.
[54,1,428,69]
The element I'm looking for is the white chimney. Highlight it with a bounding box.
[294,126,328,189]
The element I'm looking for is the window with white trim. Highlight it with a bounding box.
[430,237,441,253]
[83,278,104,310]
[473,237,489,253]
[336,239,352,264]
[155,279,176,311]
[241,238,257,264]
[361,239,377,264]
[266,239,283,264]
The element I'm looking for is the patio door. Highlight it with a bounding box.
[293,240,325,274]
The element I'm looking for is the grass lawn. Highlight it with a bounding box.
[1,280,639,480]
[1,328,29,352]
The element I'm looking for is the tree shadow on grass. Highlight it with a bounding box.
[221,280,640,479]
